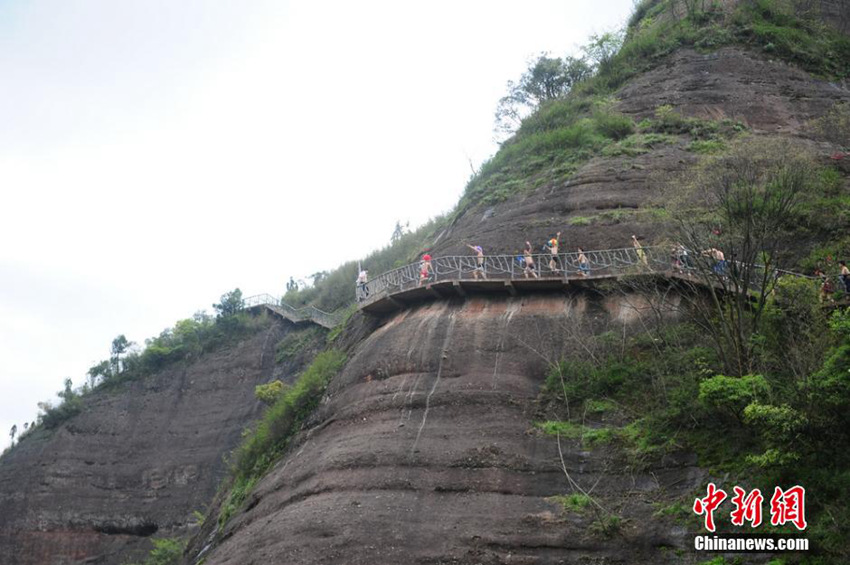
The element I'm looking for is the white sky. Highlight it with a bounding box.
[0,0,635,447]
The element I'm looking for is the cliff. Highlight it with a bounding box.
[0,317,321,565]
[188,290,706,565]
[2,1,850,564]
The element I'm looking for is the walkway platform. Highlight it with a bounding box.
[360,273,640,314]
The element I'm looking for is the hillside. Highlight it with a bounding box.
[182,2,850,564]
[1,1,849,565]
[0,314,328,565]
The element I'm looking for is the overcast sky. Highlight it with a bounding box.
[0,0,635,448]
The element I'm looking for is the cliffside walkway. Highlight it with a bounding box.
[241,294,342,329]
[355,246,823,314]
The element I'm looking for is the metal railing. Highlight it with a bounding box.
[241,294,343,328]
[355,246,668,304]
[355,246,848,307]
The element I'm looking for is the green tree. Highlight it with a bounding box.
[582,31,624,70]
[212,288,243,318]
[495,53,592,135]
[110,334,133,375]
[9,425,16,446]
[391,220,406,243]
[87,360,111,388]
[671,138,814,376]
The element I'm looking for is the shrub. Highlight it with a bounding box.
[810,102,850,149]
[592,109,635,140]
[688,139,725,153]
[551,493,592,512]
[255,380,287,405]
[699,374,770,420]
[127,537,185,565]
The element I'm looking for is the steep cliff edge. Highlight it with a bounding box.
[0,317,318,565]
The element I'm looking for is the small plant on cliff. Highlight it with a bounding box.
[127,537,185,565]
[254,380,287,405]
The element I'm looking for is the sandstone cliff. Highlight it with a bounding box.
[0,317,319,565]
[2,2,849,564]
[188,291,707,565]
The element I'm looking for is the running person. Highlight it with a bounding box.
[632,235,647,267]
[577,248,590,277]
[523,241,539,279]
[419,253,433,286]
[546,231,561,273]
[466,243,487,280]
[356,269,369,300]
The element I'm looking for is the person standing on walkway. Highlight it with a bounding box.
[523,241,539,279]
[704,247,727,276]
[676,243,692,271]
[356,269,369,301]
[545,231,562,273]
[632,235,648,267]
[577,248,590,277]
[419,253,433,286]
[841,261,850,293]
[815,268,834,303]
[466,243,487,280]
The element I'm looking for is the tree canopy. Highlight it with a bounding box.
[213,288,244,318]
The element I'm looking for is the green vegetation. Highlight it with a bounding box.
[459,0,846,210]
[687,139,726,153]
[601,132,678,157]
[810,102,850,150]
[550,493,592,512]
[219,349,347,528]
[127,537,185,565]
[568,207,670,227]
[538,420,620,447]
[540,290,850,560]
[254,380,287,405]
[274,326,325,364]
[326,303,357,343]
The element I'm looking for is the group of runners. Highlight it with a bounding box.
[415,233,649,285]
[355,232,850,303]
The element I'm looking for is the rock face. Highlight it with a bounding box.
[0,318,304,565]
[191,290,705,565]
